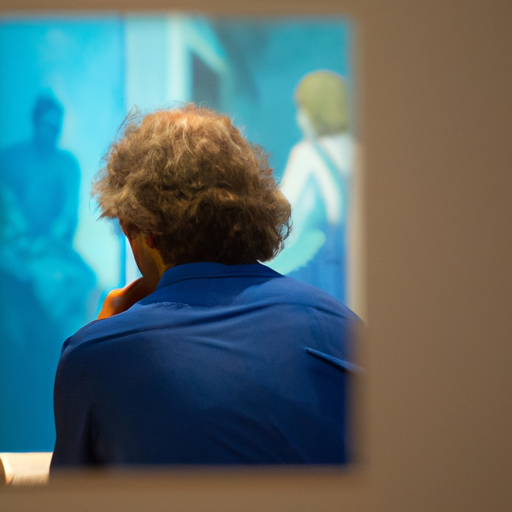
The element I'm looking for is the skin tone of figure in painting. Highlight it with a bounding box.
[268,71,353,304]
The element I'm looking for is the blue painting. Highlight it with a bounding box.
[0,14,354,451]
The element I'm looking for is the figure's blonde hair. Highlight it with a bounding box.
[93,104,291,266]
[295,71,349,136]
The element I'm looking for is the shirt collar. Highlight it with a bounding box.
[157,262,281,289]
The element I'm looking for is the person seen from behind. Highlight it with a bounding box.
[51,104,359,467]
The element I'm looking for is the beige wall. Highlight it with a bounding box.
[1,0,511,510]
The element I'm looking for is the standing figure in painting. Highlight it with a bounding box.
[0,94,96,451]
[269,71,353,304]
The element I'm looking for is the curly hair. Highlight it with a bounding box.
[93,105,291,266]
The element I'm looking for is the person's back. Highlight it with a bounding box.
[52,262,356,465]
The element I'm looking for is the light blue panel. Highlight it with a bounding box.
[124,16,169,112]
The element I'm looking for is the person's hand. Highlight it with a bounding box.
[97,277,157,319]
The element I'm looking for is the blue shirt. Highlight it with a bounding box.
[51,262,357,467]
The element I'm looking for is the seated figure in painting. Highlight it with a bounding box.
[0,94,97,338]
[269,71,353,304]
[0,94,97,452]
[51,105,358,467]
[0,190,63,451]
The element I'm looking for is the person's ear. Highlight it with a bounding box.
[145,234,157,249]
[119,219,131,239]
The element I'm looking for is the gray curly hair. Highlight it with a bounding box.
[93,104,291,266]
